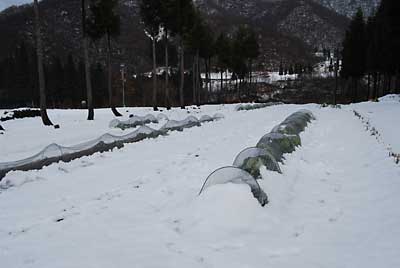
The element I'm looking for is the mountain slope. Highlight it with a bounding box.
[0,0,350,71]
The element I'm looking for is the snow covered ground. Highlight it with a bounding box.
[349,94,400,153]
[0,98,399,267]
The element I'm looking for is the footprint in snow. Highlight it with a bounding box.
[95,191,122,201]
[58,166,69,173]
[292,225,304,238]
[328,209,343,223]
[333,185,341,193]
[80,160,94,167]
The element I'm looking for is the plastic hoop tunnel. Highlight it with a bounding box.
[199,166,269,206]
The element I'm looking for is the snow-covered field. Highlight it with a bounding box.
[349,94,400,153]
[0,97,399,267]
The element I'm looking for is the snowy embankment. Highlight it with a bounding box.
[0,100,399,267]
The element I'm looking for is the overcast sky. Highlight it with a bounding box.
[0,0,31,11]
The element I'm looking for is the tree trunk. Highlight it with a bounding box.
[373,72,378,100]
[220,70,223,96]
[249,59,252,98]
[354,78,358,102]
[204,58,209,103]
[208,58,212,93]
[367,73,371,100]
[377,73,382,98]
[382,74,387,96]
[107,33,121,117]
[179,41,185,109]
[83,37,94,120]
[165,32,170,109]
[192,59,196,105]
[239,79,242,99]
[81,0,94,120]
[33,0,53,126]
[196,52,200,105]
[236,75,240,102]
[334,66,338,105]
[152,37,158,111]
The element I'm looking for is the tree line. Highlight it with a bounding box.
[341,0,400,102]
[0,41,109,108]
[0,0,261,125]
[139,0,260,109]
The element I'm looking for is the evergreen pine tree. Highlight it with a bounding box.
[341,8,367,101]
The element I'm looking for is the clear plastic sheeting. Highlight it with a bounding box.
[281,115,309,133]
[199,166,268,206]
[213,113,225,120]
[235,102,283,111]
[297,109,316,121]
[271,123,300,137]
[0,126,163,179]
[0,140,124,180]
[161,116,201,132]
[183,116,200,124]
[199,109,314,206]
[271,110,315,136]
[256,132,297,162]
[109,114,158,130]
[156,113,169,121]
[233,147,281,179]
[269,126,302,147]
[0,114,222,180]
[199,115,213,123]
[281,117,307,134]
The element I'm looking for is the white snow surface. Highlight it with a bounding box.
[349,95,400,153]
[0,99,400,267]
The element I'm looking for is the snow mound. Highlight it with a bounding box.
[379,94,400,103]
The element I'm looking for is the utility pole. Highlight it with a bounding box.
[120,64,126,107]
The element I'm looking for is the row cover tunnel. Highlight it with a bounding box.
[199,109,315,206]
[0,113,225,182]
[235,102,283,111]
